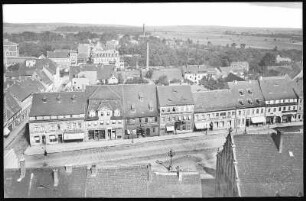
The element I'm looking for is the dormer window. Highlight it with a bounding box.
[239,90,244,96]
[148,103,153,111]
[89,110,96,117]
[42,95,47,103]
[138,92,144,102]
[239,100,244,105]
[114,109,120,116]
[131,104,136,112]
[247,89,252,94]
[248,99,253,105]
[256,99,260,104]
[56,94,61,103]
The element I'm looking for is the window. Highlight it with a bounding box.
[49,135,57,142]
[107,121,110,125]
[161,108,165,113]
[293,106,296,110]
[238,111,241,116]
[145,118,148,123]
[118,120,122,124]
[247,89,252,94]
[216,113,219,117]
[100,112,104,116]
[288,106,291,111]
[112,121,116,125]
[100,121,104,125]
[279,107,281,111]
[155,117,158,122]
[167,108,171,112]
[273,108,276,112]
[239,90,244,96]
[153,127,156,133]
[89,110,96,117]
[268,108,271,113]
[107,111,110,116]
[34,136,40,143]
[256,109,259,114]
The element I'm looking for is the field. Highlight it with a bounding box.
[149,26,303,50]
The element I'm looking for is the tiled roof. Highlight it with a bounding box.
[47,51,69,58]
[4,164,149,198]
[119,70,141,80]
[122,84,158,118]
[97,65,115,80]
[86,164,149,197]
[29,92,86,117]
[4,92,22,120]
[69,65,98,80]
[157,85,194,107]
[87,85,123,100]
[182,65,209,74]
[193,89,236,113]
[8,78,45,102]
[151,68,183,82]
[148,172,202,197]
[3,39,18,46]
[34,59,57,75]
[224,73,245,82]
[259,76,297,101]
[35,70,53,86]
[289,79,303,98]
[233,133,303,197]
[228,80,265,108]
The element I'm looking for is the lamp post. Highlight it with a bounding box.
[168,149,175,171]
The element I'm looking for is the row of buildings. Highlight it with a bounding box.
[28,75,303,146]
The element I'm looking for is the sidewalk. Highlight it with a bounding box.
[24,121,303,156]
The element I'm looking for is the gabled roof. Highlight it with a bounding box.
[228,80,265,108]
[97,65,116,80]
[182,65,210,74]
[151,68,183,82]
[193,89,236,113]
[157,85,194,107]
[47,51,69,59]
[233,133,303,197]
[29,92,86,117]
[224,73,245,82]
[8,78,45,102]
[86,99,123,120]
[35,70,53,86]
[118,70,141,80]
[259,76,297,101]
[122,84,158,118]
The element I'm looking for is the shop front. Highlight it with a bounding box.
[64,131,85,142]
[250,116,266,126]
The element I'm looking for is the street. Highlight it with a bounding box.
[24,133,227,171]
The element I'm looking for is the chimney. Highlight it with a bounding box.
[65,165,72,174]
[146,41,149,69]
[176,166,182,182]
[143,24,145,37]
[17,155,26,182]
[271,131,283,153]
[53,169,59,187]
[91,164,97,176]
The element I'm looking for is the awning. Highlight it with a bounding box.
[34,136,40,140]
[64,133,84,140]
[4,127,10,136]
[49,135,56,140]
[251,116,266,123]
[166,126,175,132]
[195,122,206,129]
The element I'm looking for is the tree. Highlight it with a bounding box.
[155,75,169,86]
[240,43,246,49]
[145,68,154,79]
[125,77,148,84]
[259,52,276,67]
[170,78,181,84]
[231,43,237,48]
[117,73,124,84]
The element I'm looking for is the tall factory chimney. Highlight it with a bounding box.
[143,24,145,37]
[146,41,149,69]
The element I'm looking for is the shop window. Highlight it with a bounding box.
[112,121,116,125]
[34,136,40,143]
[88,130,94,140]
[153,127,156,133]
[283,107,286,111]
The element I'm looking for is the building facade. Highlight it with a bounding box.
[3,39,19,58]
[157,85,194,135]
[259,76,298,124]
[29,92,86,145]
[193,89,237,131]
[228,80,266,129]
[92,49,120,69]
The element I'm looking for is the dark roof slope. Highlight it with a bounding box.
[157,85,194,107]
[29,92,86,117]
[193,89,236,113]
[224,73,245,82]
[259,76,298,101]
[8,78,45,102]
[97,65,115,80]
[228,80,265,108]
[233,133,303,197]
[151,68,183,81]
[4,92,22,120]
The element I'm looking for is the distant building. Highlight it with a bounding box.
[47,49,78,69]
[289,78,303,121]
[97,65,118,84]
[69,64,99,90]
[3,39,19,61]
[92,49,121,69]
[151,68,183,84]
[157,85,194,135]
[29,92,86,145]
[258,76,298,124]
[276,54,292,63]
[182,65,219,84]
[215,131,303,197]
[105,40,119,50]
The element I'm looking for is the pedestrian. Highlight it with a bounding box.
[44,150,48,156]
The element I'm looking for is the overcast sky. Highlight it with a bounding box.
[3,3,303,28]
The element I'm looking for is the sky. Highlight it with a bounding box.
[2,3,303,28]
